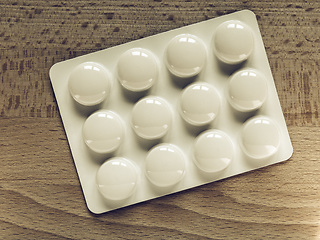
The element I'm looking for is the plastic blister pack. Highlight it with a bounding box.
[49,10,293,214]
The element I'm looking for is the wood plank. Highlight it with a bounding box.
[1,0,319,239]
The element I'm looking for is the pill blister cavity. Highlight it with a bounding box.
[227,68,268,112]
[131,96,172,140]
[117,48,158,92]
[194,130,233,173]
[241,116,280,160]
[213,20,254,65]
[180,82,220,127]
[83,110,124,155]
[68,62,110,106]
[145,143,186,188]
[96,158,138,201]
[165,34,206,78]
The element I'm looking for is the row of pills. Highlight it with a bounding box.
[70,60,268,129]
[87,108,280,161]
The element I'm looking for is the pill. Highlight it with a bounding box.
[117,48,158,92]
[180,82,220,126]
[83,110,124,154]
[68,62,110,106]
[165,34,206,78]
[227,68,268,112]
[131,96,172,140]
[96,158,138,201]
[241,116,280,159]
[194,130,233,173]
[213,20,254,65]
[145,143,186,187]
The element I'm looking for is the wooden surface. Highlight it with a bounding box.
[1,0,319,239]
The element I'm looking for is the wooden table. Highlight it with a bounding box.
[1,1,319,239]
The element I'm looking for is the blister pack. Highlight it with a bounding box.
[49,10,293,214]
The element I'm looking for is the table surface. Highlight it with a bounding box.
[1,0,319,239]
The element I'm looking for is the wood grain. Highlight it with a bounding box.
[1,0,319,239]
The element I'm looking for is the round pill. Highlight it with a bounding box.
[145,144,186,188]
[194,130,233,173]
[213,20,254,65]
[241,116,280,160]
[180,82,220,126]
[165,34,206,78]
[117,48,158,92]
[131,96,172,140]
[227,69,268,112]
[96,158,138,201]
[83,110,124,154]
[68,62,110,106]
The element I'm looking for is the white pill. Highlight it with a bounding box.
[227,68,268,112]
[165,34,206,78]
[117,48,158,92]
[194,130,233,173]
[131,96,172,140]
[213,20,254,65]
[83,110,124,154]
[96,158,138,201]
[241,116,280,159]
[68,62,110,106]
[145,144,186,187]
[180,82,220,126]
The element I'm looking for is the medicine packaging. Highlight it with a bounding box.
[49,10,293,214]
